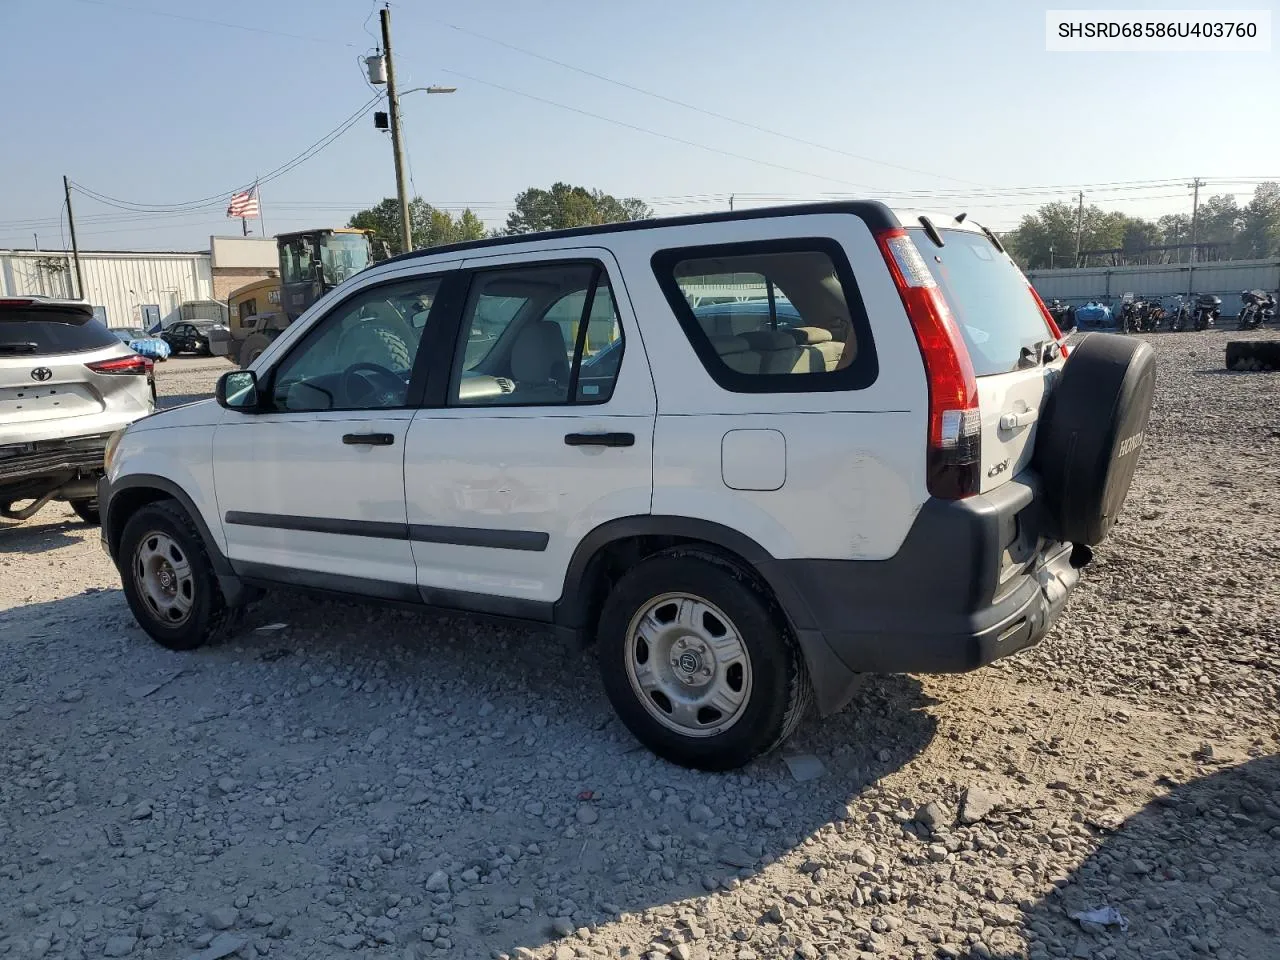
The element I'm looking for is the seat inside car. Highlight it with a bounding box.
[786,325,843,371]
[509,320,570,396]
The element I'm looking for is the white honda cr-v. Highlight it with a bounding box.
[99,202,1154,770]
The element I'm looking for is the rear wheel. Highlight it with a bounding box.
[69,499,100,524]
[597,550,811,771]
[119,500,228,651]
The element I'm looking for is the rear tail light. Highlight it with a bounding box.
[876,228,981,500]
[86,355,154,376]
[0,298,36,307]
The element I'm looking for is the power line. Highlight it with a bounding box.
[65,0,355,46]
[440,69,880,192]
[69,96,380,214]
[433,18,986,189]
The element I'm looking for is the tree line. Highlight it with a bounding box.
[1003,182,1280,270]
[348,182,653,256]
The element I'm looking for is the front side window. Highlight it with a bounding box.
[653,239,877,393]
[269,276,441,412]
[450,263,623,406]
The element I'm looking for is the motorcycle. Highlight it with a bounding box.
[1045,299,1076,332]
[1193,294,1221,331]
[1118,296,1139,334]
[1121,296,1160,333]
[1166,295,1190,332]
[1238,289,1277,330]
[1139,299,1166,332]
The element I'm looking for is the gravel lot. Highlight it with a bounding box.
[2,335,1278,960]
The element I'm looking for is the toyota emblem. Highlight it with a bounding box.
[30,367,53,382]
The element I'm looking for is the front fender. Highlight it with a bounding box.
[106,423,225,562]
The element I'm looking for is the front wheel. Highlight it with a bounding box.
[119,500,228,651]
[596,550,811,771]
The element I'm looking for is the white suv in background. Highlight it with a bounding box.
[2,297,155,523]
[99,202,1155,770]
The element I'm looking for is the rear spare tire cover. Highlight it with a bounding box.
[1033,333,1156,546]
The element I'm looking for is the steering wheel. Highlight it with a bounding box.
[341,362,405,408]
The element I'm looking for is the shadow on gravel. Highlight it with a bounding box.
[954,755,1280,960]
[0,515,86,554]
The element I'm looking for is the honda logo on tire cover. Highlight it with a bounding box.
[1116,431,1145,459]
[30,367,52,382]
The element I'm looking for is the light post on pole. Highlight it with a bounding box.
[366,7,456,254]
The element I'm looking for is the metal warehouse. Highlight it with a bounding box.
[0,248,215,329]
[1028,258,1280,314]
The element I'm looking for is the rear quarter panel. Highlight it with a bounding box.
[606,212,929,561]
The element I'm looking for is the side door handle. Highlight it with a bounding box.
[343,432,395,446]
[564,431,635,448]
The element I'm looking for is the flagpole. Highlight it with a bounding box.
[256,178,266,238]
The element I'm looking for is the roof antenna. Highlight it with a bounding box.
[955,212,967,223]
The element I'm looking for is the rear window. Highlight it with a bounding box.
[907,228,1054,377]
[0,308,120,356]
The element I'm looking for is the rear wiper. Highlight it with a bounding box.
[0,341,39,354]
[1018,340,1061,369]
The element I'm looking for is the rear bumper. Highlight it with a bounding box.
[757,474,1082,712]
[0,433,111,492]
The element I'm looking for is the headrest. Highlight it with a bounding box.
[739,330,799,352]
[787,325,833,345]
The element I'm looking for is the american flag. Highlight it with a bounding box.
[226,188,260,219]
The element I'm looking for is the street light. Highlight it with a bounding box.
[400,85,457,97]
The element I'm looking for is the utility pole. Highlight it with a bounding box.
[63,175,85,301]
[379,6,412,254]
[1072,190,1084,265]
[1188,176,1203,265]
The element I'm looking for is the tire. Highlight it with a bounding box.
[69,499,100,524]
[1226,340,1280,371]
[240,332,271,369]
[1033,333,1156,547]
[340,322,412,371]
[118,500,228,651]
[596,549,811,771]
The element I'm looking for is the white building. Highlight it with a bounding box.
[0,237,277,330]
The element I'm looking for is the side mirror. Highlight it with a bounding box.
[216,370,260,412]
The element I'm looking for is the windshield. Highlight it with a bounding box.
[320,233,372,286]
[907,227,1054,377]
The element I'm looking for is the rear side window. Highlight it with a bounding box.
[652,238,877,393]
[907,228,1054,377]
[0,308,119,356]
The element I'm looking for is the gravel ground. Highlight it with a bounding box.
[1,335,1278,960]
